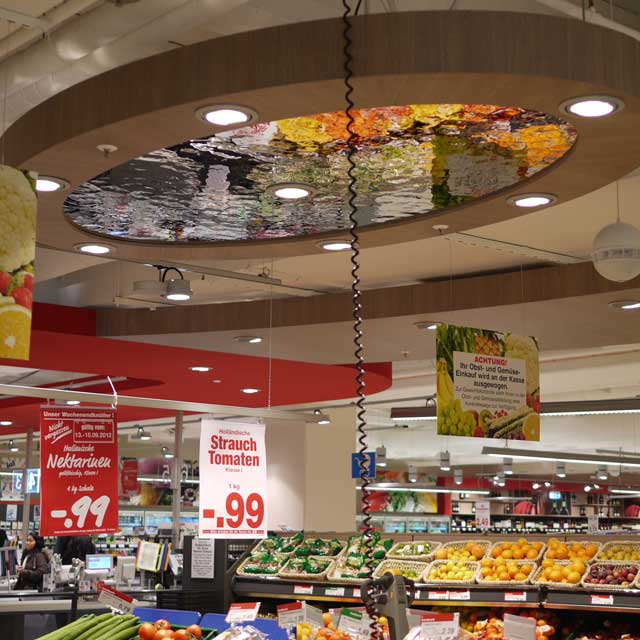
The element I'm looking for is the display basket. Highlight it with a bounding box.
[422,560,479,586]
[531,561,584,589]
[372,559,430,583]
[581,561,640,591]
[292,538,346,558]
[327,558,382,584]
[543,541,600,563]
[236,553,288,579]
[489,541,545,563]
[387,540,441,562]
[438,540,490,560]
[474,560,537,586]
[596,541,640,562]
[278,555,335,581]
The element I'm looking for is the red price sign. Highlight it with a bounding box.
[199,420,268,539]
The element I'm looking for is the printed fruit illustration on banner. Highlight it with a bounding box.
[0,166,36,361]
[435,324,540,440]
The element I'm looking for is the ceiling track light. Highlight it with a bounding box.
[503,457,513,475]
[159,266,192,301]
[454,469,463,485]
[7,440,18,453]
[597,464,608,481]
[161,446,174,459]
[408,465,418,483]
[234,336,263,344]
[376,445,387,468]
[133,426,151,441]
[439,450,451,472]
[555,462,566,478]
[313,409,331,425]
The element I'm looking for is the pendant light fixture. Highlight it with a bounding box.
[592,182,640,282]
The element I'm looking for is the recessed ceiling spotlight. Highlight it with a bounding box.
[241,388,260,394]
[609,300,640,310]
[35,176,69,192]
[584,484,592,492]
[66,400,80,406]
[0,421,12,426]
[267,182,316,200]
[235,336,263,344]
[161,446,174,459]
[8,440,18,453]
[164,279,192,301]
[507,193,557,208]
[439,451,451,472]
[317,417,331,425]
[195,104,258,127]
[189,366,212,372]
[133,426,151,441]
[544,481,552,488]
[532,482,541,490]
[75,243,113,255]
[414,321,439,330]
[319,240,352,252]
[560,95,624,118]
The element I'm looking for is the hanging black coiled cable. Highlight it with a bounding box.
[341,3,381,639]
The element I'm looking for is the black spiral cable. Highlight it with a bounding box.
[341,3,381,640]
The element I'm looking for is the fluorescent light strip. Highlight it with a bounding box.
[137,476,200,484]
[356,485,489,495]
[482,446,640,468]
[609,489,640,495]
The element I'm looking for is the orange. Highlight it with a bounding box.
[0,305,31,360]
[495,557,506,566]
[521,565,532,575]
[585,543,598,557]
[546,550,556,560]
[323,613,333,627]
[517,538,527,546]
[465,542,475,553]
[512,548,524,560]
[541,559,553,568]
[501,550,513,560]
[526,549,538,560]
[508,565,518,577]
[481,567,492,578]
[532,542,543,551]
[567,571,581,584]
[471,544,485,560]
[549,569,562,582]
[556,546,569,560]
[514,572,527,581]
[491,547,501,559]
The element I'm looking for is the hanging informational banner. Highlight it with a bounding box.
[475,501,491,530]
[0,166,36,361]
[40,406,119,536]
[436,324,540,441]
[199,419,267,539]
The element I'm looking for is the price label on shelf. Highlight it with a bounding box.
[504,592,527,602]
[427,591,449,600]
[226,602,261,624]
[421,613,459,640]
[352,588,361,598]
[447,590,471,601]
[294,584,314,595]
[591,594,614,606]
[40,407,118,536]
[326,587,345,597]
[199,420,267,539]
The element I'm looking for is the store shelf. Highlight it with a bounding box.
[544,588,640,613]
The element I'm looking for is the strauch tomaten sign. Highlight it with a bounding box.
[40,406,119,536]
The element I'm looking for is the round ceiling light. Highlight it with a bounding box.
[196,104,258,127]
[592,221,640,282]
[75,243,113,255]
[235,336,263,344]
[164,279,193,301]
[66,400,80,406]
[319,240,351,252]
[241,388,260,394]
[267,182,315,200]
[560,95,624,118]
[0,421,11,426]
[507,193,556,208]
[190,366,212,372]
[608,300,640,310]
[35,176,69,192]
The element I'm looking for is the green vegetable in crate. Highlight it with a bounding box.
[242,551,286,574]
[36,613,140,640]
[281,532,304,553]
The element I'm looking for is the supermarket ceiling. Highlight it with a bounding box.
[3,0,640,425]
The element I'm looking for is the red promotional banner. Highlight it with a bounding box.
[40,406,118,536]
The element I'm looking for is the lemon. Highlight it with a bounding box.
[0,304,30,360]
[523,413,540,441]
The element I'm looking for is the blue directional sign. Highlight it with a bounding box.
[351,451,376,479]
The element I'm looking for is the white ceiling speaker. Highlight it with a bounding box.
[592,182,640,282]
[592,221,640,282]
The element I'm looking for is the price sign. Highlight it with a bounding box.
[277,602,323,629]
[338,609,371,636]
[226,602,261,623]
[326,587,345,597]
[448,590,471,601]
[504,592,527,602]
[97,584,137,614]
[427,590,449,600]
[40,407,118,536]
[199,420,267,539]
[294,584,314,595]
[421,613,459,640]
[588,516,600,534]
[475,501,491,530]
[591,594,614,606]
[503,613,535,640]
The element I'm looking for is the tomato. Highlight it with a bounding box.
[12,287,32,310]
[173,631,189,640]
[155,620,172,630]
[0,272,10,296]
[154,630,175,640]
[139,623,157,640]
[186,625,202,639]
[21,273,33,292]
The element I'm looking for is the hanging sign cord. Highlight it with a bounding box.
[341,3,380,638]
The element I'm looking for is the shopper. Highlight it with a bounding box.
[14,532,48,591]
[55,535,96,564]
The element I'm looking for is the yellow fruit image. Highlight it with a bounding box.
[523,413,540,440]
[0,304,31,360]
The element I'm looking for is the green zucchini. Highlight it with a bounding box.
[102,623,140,640]
[63,612,117,640]
[92,617,138,640]
[35,615,95,640]
[73,615,122,640]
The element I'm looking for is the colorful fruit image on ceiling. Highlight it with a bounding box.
[64,104,577,243]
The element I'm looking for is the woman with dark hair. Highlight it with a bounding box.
[14,532,48,590]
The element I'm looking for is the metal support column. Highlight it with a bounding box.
[21,428,33,547]
[171,411,184,549]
